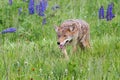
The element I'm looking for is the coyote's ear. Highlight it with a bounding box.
[54,25,59,32]
[69,23,76,31]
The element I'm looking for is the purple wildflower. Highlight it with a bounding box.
[36,4,44,16]
[1,27,16,34]
[42,18,46,25]
[28,0,34,14]
[9,0,12,5]
[106,3,115,21]
[52,4,60,11]
[42,0,48,11]
[36,0,48,16]
[98,6,104,19]
[18,8,22,15]
[36,4,39,13]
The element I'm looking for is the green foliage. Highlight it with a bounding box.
[0,0,120,80]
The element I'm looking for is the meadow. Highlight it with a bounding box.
[0,0,120,80]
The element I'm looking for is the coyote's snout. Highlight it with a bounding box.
[55,19,90,59]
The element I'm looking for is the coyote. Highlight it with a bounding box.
[55,19,90,59]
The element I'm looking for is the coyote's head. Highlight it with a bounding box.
[55,24,77,49]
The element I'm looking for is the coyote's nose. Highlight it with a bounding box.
[57,42,60,45]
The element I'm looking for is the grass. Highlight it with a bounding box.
[0,0,120,80]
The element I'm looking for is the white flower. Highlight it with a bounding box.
[64,68,68,75]
[24,61,28,65]
[39,68,42,73]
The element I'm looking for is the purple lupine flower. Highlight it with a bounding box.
[1,27,16,34]
[98,6,104,19]
[9,0,12,5]
[28,0,34,14]
[106,3,115,21]
[39,1,45,16]
[18,8,22,15]
[36,4,44,16]
[42,0,48,11]
[42,18,46,25]
[36,0,48,16]
[52,4,60,11]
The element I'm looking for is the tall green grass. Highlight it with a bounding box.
[0,0,120,80]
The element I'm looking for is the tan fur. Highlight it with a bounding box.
[55,19,90,59]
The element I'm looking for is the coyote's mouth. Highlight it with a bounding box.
[59,45,64,49]
[58,39,73,49]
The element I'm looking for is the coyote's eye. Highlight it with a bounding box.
[66,40,69,43]
[63,35,67,37]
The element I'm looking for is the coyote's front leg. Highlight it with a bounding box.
[72,39,78,53]
[62,48,69,60]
